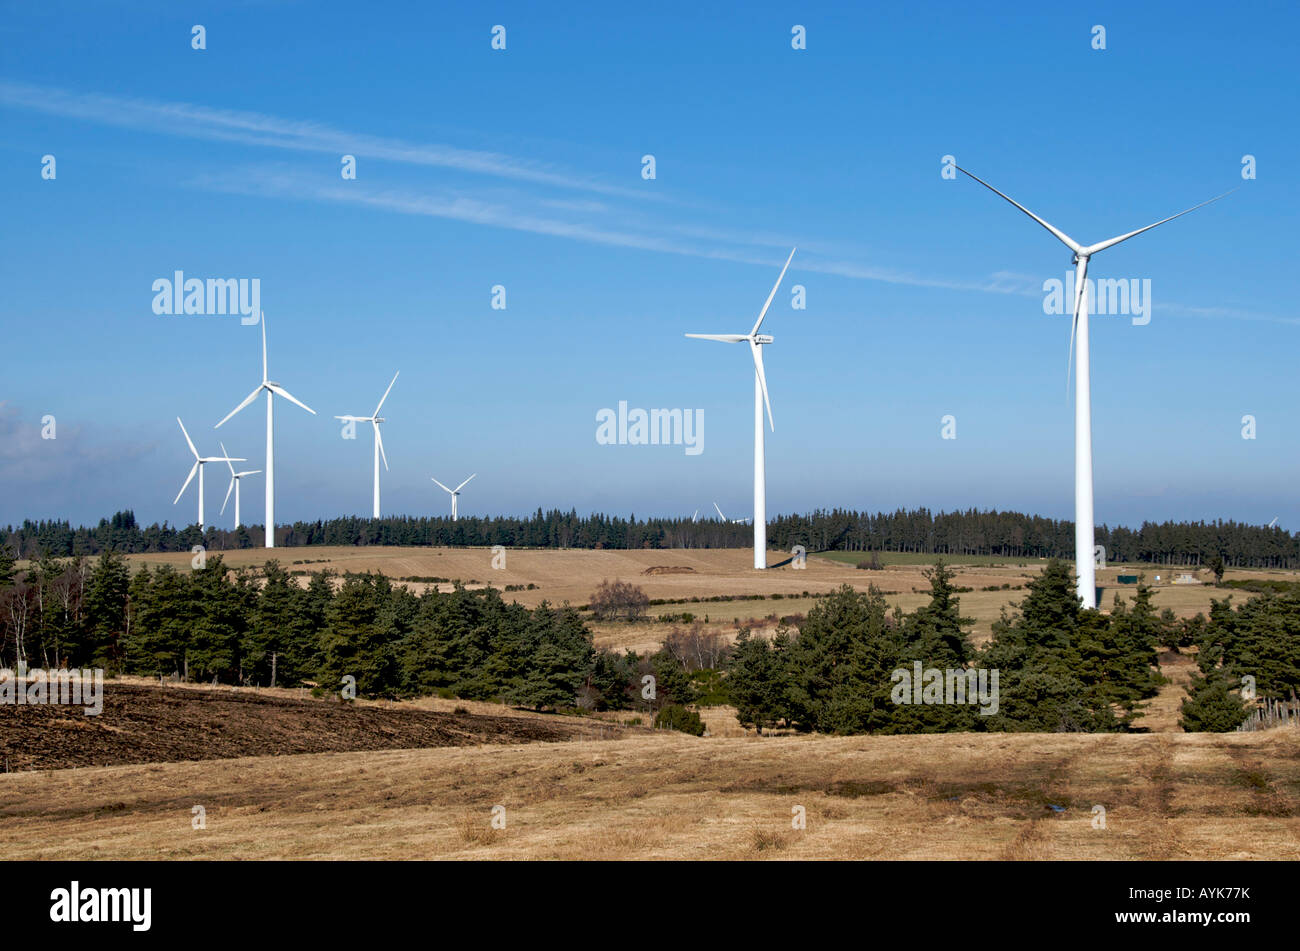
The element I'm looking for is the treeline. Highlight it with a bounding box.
[1180,588,1300,730]
[4,548,1295,734]
[5,508,1298,568]
[0,551,693,714]
[727,562,1167,734]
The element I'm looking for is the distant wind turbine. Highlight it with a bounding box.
[713,502,751,526]
[432,474,476,521]
[173,418,243,530]
[687,247,795,569]
[215,313,316,548]
[958,166,1231,608]
[1269,517,1280,529]
[335,371,398,518]
[218,441,261,529]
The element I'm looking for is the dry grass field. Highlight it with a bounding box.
[7,546,1295,861]
[2,726,1295,860]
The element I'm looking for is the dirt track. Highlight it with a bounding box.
[0,684,626,772]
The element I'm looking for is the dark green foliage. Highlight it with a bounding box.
[725,558,1175,735]
[689,667,729,706]
[585,649,638,710]
[727,628,791,734]
[648,648,695,708]
[2,557,598,712]
[785,585,900,734]
[1180,665,1249,732]
[654,704,705,736]
[1190,591,1300,703]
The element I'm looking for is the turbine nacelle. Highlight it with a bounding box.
[753,334,774,345]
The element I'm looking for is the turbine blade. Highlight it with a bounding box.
[750,247,796,336]
[176,417,199,459]
[431,477,453,494]
[750,340,775,431]
[1066,260,1089,398]
[374,371,399,416]
[221,475,235,515]
[216,385,264,428]
[956,166,1082,253]
[261,311,268,382]
[455,473,476,492]
[685,333,747,343]
[374,422,389,471]
[237,470,261,477]
[267,383,316,415]
[174,461,198,504]
[1083,189,1237,255]
[219,441,236,476]
[713,502,726,520]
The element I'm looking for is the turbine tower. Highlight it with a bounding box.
[687,247,795,569]
[431,474,475,521]
[215,313,316,548]
[173,418,243,529]
[335,371,399,518]
[958,166,1231,608]
[218,441,261,529]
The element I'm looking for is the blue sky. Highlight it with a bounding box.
[1,1,1296,531]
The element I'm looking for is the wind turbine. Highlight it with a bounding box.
[958,166,1231,608]
[687,247,795,569]
[713,502,751,526]
[335,371,398,518]
[215,313,316,548]
[173,418,243,530]
[431,474,476,521]
[218,441,261,529]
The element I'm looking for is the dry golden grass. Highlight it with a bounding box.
[2,727,1295,860]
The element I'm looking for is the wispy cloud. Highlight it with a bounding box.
[0,79,654,201]
[4,80,1290,323]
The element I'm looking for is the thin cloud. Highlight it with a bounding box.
[0,80,654,201]
[5,80,1289,322]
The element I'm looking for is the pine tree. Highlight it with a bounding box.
[1180,665,1249,732]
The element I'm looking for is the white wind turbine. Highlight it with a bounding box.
[713,502,751,526]
[958,166,1232,608]
[431,474,476,521]
[218,441,261,529]
[335,371,399,518]
[173,418,244,529]
[215,313,316,548]
[687,247,795,569]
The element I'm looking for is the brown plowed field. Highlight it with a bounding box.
[0,684,626,772]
